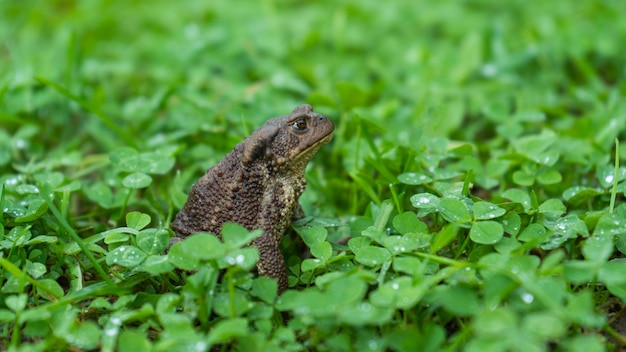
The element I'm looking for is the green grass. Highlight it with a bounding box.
[2,0,626,351]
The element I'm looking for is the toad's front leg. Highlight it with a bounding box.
[253,237,289,293]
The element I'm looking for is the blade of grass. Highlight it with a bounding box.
[462,169,474,196]
[610,138,619,213]
[0,184,4,229]
[359,117,397,182]
[374,199,394,232]
[349,171,381,204]
[40,184,115,286]
[389,183,403,214]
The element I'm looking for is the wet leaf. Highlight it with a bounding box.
[310,241,333,261]
[398,172,432,185]
[562,187,603,205]
[168,233,225,270]
[14,198,47,223]
[596,165,626,188]
[219,247,259,270]
[354,246,392,267]
[300,226,328,246]
[563,260,596,284]
[598,259,626,298]
[122,172,152,188]
[594,212,626,236]
[431,224,457,253]
[383,234,421,254]
[538,199,566,217]
[511,130,557,163]
[206,318,248,345]
[392,212,428,234]
[106,245,147,268]
[518,224,547,243]
[221,223,262,248]
[512,169,535,186]
[537,168,562,185]
[370,277,424,309]
[338,302,393,326]
[430,284,479,316]
[582,234,613,264]
[473,201,506,220]
[251,277,278,304]
[410,193,440,210]
[470,221,504,244]
[501,213,521,236]
[68,320,101,350]
[438,198,472,223]
[141,255,174,275]
[118,330,151,352]
[126,211,151,230]
[501,188,531,210]
[213,291,253,317]
[136,229,169,254]
[6,294,28,312]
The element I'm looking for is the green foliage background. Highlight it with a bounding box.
[2,0,626,351]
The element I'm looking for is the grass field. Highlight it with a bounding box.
[2,0,626,350]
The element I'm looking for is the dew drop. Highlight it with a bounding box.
[104,327,118,337]
[481,63,497,77]
[184,23,200,38]
[297,306,311,315]
[368,340,379,349]
[5,177,19,186]
[393,246,404,252]
[194,342,207,352]
[360,303,372,312]
[521,292,534,304]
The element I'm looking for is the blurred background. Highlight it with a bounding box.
[1,0,626,216]
[4,0,625,138]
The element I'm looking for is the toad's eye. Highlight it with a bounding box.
[292,118,308,132]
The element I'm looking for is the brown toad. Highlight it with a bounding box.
[171,104,334,292]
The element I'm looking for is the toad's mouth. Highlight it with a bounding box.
[292,131,334,159]
[312,132,334,148]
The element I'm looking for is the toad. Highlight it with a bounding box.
[171,104,334,292]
